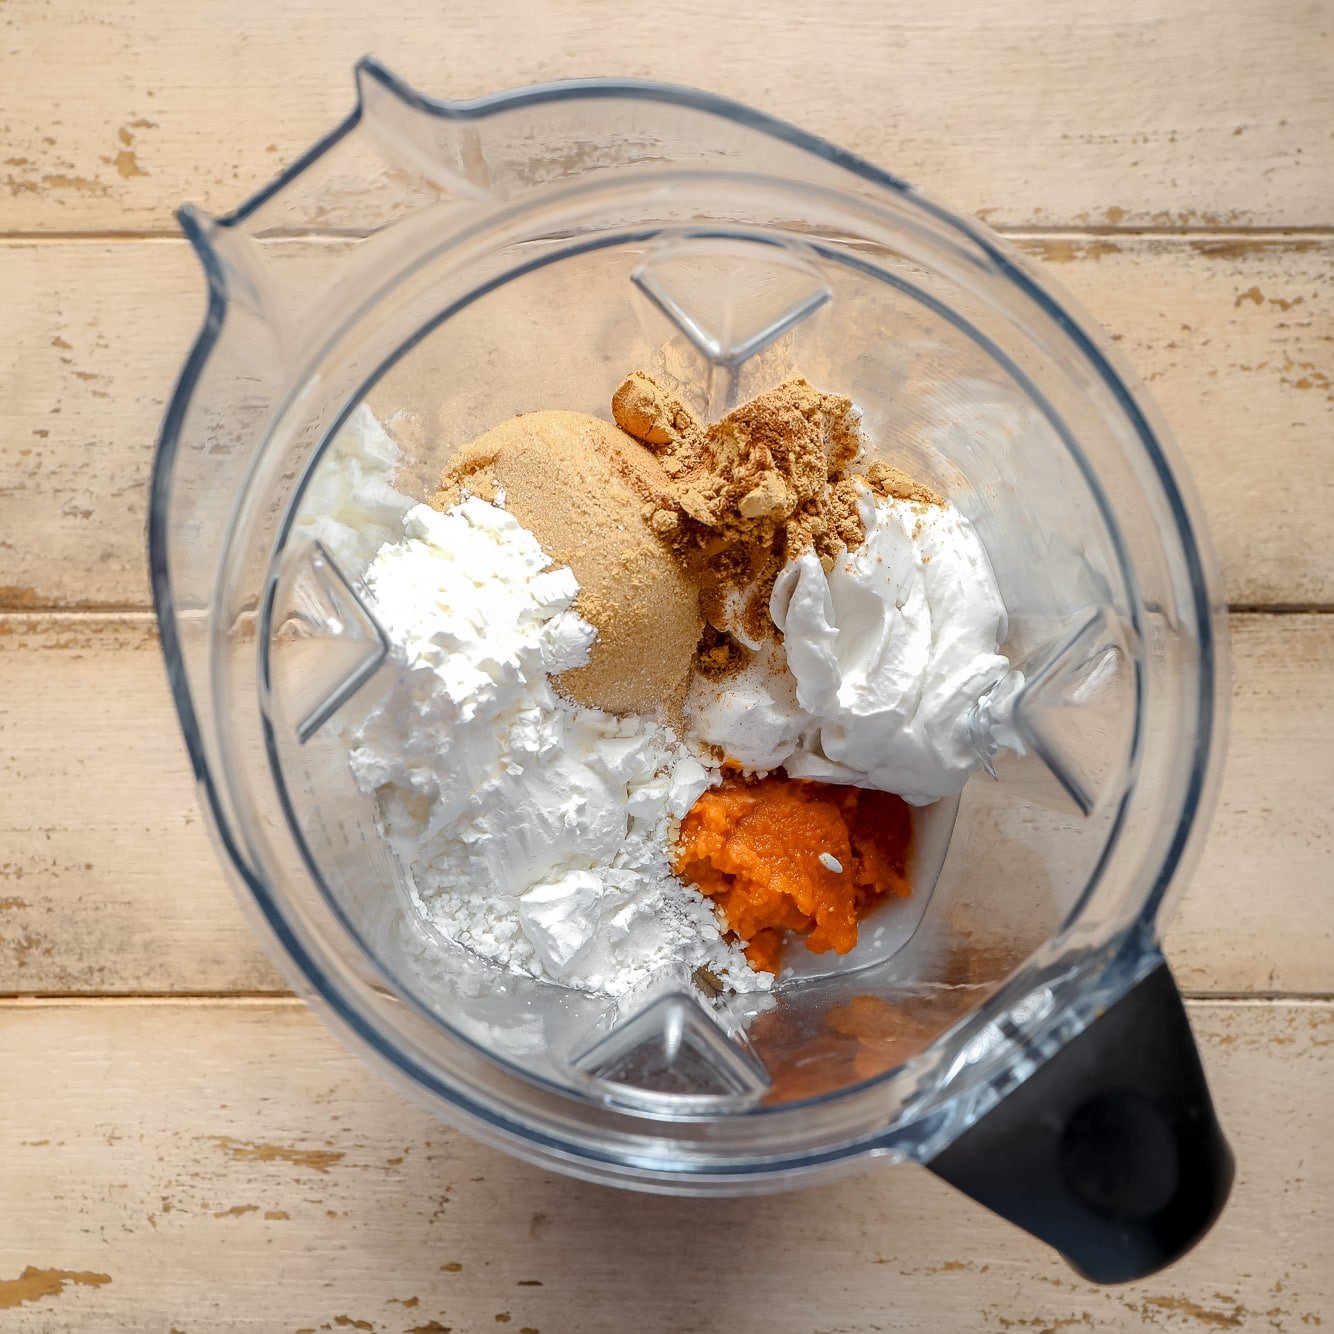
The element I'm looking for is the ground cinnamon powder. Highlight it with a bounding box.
[865,459,943,506]
[613,373,867,645]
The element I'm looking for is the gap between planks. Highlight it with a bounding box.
[1225,602,1334,615]
[0,993,306,1008]
[0,226,1331,246]
[0,992,1330,1008]
[4,604,1331,618]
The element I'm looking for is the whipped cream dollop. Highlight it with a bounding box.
[348,495,763,996]
[689,490,1020,805]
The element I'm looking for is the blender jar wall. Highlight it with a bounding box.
[152,72,1226,1203]
[263,224,1142,1108]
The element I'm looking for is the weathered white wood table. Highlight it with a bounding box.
[2,1,1331,1328]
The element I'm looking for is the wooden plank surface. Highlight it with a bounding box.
[0,997,1329,1332]
[2,0,1331,233]
[3,0,1331,1325]
[0,617,282,994]
[3,235,1330,613]
[2,612,1329,998]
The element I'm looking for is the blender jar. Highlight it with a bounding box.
[150,61,1232,1283]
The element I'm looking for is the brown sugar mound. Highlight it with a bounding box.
[612,374,867,643]
[435,410,702,718]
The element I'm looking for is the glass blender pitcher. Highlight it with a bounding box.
[150,61,1232,1284]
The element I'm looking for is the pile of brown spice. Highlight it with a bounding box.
[864,459,943,506]
[612,372,870,647]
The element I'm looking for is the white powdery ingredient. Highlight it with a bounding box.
[300,405,417,574]
[349,496,768,998]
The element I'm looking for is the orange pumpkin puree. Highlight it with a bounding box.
[674,774,912,973]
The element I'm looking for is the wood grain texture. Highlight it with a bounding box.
[0,998,1329,1332]
[2,0,1331,233]
[1,240,201,611]
[0,617,282,994]
[1,613,1329,997]
[3,236,1330,612]
[1,2,1330,1324]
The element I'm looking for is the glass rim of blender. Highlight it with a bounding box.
[152,75,1222,1144]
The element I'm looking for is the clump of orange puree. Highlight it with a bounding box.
[674,774,912,973]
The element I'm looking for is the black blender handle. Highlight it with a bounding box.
[927,960,1233,1284]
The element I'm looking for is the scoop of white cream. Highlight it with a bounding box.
[689,490,1020,804]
